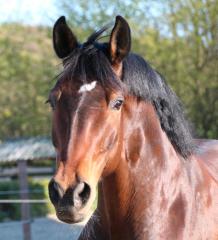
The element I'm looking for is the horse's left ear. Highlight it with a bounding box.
[109,16,131,65]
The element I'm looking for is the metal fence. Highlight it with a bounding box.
[0,188,49,240]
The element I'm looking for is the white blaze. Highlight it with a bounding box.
[78,81,97,93]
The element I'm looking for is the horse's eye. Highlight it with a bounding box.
[110,97,124,110]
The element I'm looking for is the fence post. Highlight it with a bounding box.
[18,160,31,240]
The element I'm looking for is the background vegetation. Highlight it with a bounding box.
[0,0,217,140]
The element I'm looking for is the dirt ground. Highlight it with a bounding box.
[0,215,85,240]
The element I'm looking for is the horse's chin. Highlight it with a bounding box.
[56,211,85,224]
[55,200,94,224]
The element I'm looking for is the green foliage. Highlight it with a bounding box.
[0,24,60,140]
[0,0,217,140]
[0,178,54,221]
[59,0,153,38]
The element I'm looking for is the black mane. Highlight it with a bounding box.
[59,27,194,158]
[122,54,194,158]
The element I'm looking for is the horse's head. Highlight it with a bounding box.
[48,16,131,223]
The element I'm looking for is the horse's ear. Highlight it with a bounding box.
[109,16,131,65]
[53,16,78,59]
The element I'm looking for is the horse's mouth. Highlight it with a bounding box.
[55,206,85,223]
[57,212,84,224]
[55,200,94,224]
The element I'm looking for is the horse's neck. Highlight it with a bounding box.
[100,101,187,239]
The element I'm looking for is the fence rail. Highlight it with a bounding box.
[0,189,44,195]
[0,166,53,178]
[0,199,49,203]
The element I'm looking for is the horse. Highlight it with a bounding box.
[48,16,218,240]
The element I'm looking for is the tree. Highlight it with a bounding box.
[0,24,59,140]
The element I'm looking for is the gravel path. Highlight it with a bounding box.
[0,216,85,240]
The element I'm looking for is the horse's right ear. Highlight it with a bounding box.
[53,16,78,59]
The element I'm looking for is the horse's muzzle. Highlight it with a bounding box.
[48,179,91,223]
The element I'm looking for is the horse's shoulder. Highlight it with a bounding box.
[194,139,218,182]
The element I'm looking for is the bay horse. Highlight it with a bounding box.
[48,16,218,240]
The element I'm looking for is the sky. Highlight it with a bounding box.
[0,0,163,26]
[0,0,62,26]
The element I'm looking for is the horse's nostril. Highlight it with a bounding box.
[48,179,64,205]
[73,182,91,209]
[78,182,91,204]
